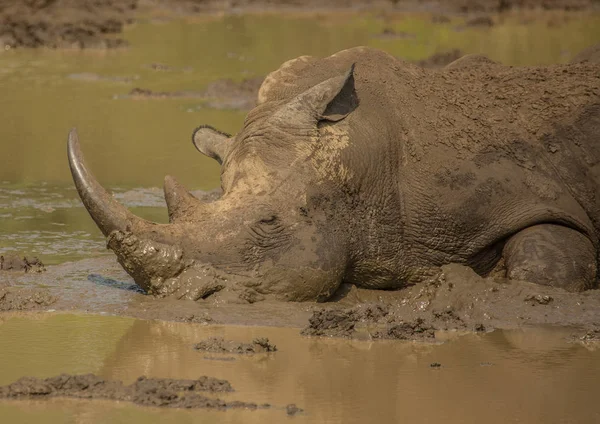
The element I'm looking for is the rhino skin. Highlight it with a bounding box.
[68,46,600,302]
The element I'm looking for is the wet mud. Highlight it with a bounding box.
[0,255,45,273]
[303,264,600,341]
[1,258,599,342]
[0,374,271,411]
[0,288,55,312]
[0,0,137,49]
[194,337,277,354]
[122,77,264,111]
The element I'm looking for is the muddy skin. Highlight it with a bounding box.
[194,337,277,354]
[0,374,273,410]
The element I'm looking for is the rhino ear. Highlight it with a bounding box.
[319,63,359,122]
[192,125,231,165]
[274,64,359,126]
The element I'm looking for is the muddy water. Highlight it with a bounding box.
[0,314,598,423]
[1,11,600,262]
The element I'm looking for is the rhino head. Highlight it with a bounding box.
[69,66,359,302]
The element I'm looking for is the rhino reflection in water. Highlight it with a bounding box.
[68,47,600,302]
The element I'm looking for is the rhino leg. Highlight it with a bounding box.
[502,224,597,292]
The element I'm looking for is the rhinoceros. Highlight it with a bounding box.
[68,47,600,302]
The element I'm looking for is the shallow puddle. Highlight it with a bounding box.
[0,314,598,423]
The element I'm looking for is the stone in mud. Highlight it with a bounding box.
[194,337,277,354]
[0,374,269,411]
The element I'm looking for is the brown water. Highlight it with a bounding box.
[0,11,599,263]
[0,314,598,423]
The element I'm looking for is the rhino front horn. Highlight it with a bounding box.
[67,128,157,237]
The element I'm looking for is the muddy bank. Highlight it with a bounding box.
[1,258,599,342]
[149,0,599,14]
[0,374,271,410]
[303,264,600,341]
[0,0,137,49]
[2,0,598,49]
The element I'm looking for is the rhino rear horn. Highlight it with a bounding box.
[192,125,230,164]
[163,175,202,223]
[274,63,359,126]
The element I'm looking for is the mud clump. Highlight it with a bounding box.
[194,337,277,354]
[0,0,137,49]
[0,288,55,311]
[301,304,390,338]
[0,255,45,273]
[0,374,271,410]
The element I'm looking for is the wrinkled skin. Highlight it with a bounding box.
[68,46,600,302]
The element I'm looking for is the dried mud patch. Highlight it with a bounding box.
[0,374,273,410]
[194,337,277,354]
[304,264,600,341]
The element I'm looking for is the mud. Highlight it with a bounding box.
[0,255,45,273]
[303,264,600,341]
[0,288,55,311]
[194,337,277,354]
[149,0,600,14]
[0,0,137,49]
[0,374,271,410]
[124,77,264,111]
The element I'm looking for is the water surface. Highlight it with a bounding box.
[0,314,598,423]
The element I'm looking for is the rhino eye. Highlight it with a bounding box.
[259,215,278,225]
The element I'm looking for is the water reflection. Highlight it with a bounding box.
[0,315,598,423]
